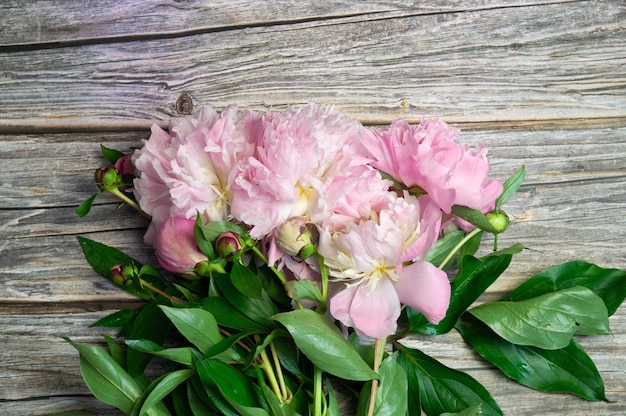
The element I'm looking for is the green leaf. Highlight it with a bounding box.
[231,261,263,299]
[370,353,408,416]
[90,309,138,333]
[283,279,324,303]
[139,369,195,416]
[213,272,278,327]
[102,335,125,367]
[66,338,142,414]
[458,231,483,260]
[127,301,172,377]
[456,314,608,401]
[441,403,482,416]
[470,286,610,350]
[450,206,498,234]
[326,379,340,416]
[260,383,298,416]
[159,306,222,354]
[272,309,378,381]
[188,376,227,415]
[101,144,125,164]
[424,230,466,267]
[396,343,502,416]
[77,236,151,300]
[495,165,525,211]
[197,220,248,243]
[126,339,195,366]
[503,260,626,316]
[408,253,512,335]
[76,192,102,217]
[194,357,269,416]
[201,296,268,332]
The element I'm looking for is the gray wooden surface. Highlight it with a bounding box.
[1,1,625,415]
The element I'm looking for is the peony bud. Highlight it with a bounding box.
[155,217,208,278]
[95,165,123,191]
[215,232,242,259]
[110,264,138,286]
[113,154,135,188]
[275,217,319,259]
[485,210,509,233]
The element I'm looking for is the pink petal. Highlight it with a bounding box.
[330,279,400,338]
[393,261,451,324]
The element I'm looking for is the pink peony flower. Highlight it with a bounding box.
[132,105,255,243]
[154,217,207,277]
[364,118,503,214]
[229,103,373,240]
[319,194,450,338]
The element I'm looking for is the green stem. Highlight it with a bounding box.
[140,280,183,305]
[367,338,387,416]
[270,341,290,401]
[316,253,329,314]
[251,245,305,309]
[251,246,287,283]
[438,228,482,270]
[255,335,284,401]
[313,365,323,416]
[109,188,151,220]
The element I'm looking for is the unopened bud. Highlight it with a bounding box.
[276,217,319,259]
[155,217,209,278]
[215,232,242,259]
[95,165,123,191]
[110,264,138,286]
[113,154,135,188]
[485,210,509,233]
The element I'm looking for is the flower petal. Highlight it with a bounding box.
[394,261,451,324]
[330,279,400,338]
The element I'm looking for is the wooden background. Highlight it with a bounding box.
[1,1,625,414]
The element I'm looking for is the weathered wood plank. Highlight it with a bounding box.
[1,1,624,132]
[0,0,579,47]
[1,307,624,414]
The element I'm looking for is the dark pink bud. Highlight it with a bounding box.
[215,232,242,258]
[113,154,135,188]
[155,217,208,278]
[110,264,138,286]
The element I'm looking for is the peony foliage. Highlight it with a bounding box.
[70,103,626,416]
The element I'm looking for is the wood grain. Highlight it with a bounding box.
[1,1,625,415]
[0,1,624,132]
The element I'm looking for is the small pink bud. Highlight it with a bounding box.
[275,217,319,259]
[215,232,242,258]
[155,217,208,278]
[110,264,138,286]
[95,165,123,191]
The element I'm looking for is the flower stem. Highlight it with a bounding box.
[316,253,329,314]
[108,188,151,220]
[251,246,287,283]
[438,228,482,270]
[255,335,284,401]
[140,280,183,305]
[313,364,323,416]
[367,337,386,416]
[270,341,290,401]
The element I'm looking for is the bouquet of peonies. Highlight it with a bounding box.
[70,103,625,416]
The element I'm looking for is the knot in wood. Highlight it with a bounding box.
[175,92,193,115]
